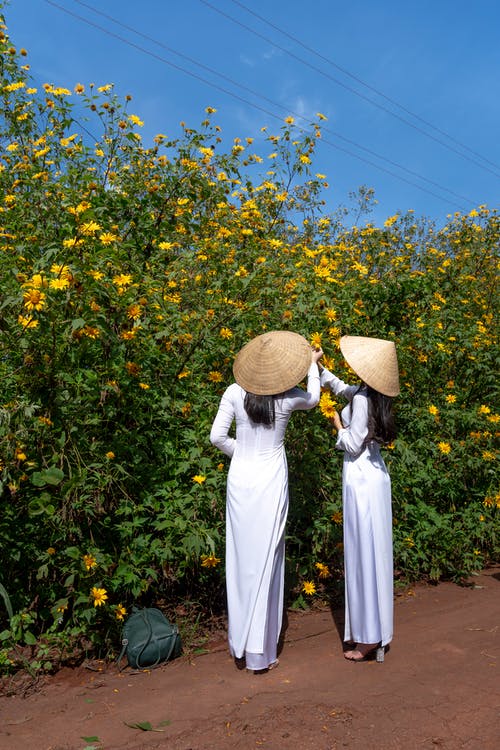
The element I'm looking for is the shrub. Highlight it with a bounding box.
[0,9,498,673]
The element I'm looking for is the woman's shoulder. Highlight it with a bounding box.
[224,382,244,399]
[353,385,368,397]
[351,386,369,406]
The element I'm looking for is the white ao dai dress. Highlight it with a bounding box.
[210,364,320,670]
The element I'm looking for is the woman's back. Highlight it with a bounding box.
[210,379,319,460]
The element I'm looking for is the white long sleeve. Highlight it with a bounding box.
[320,367,368,456]
[320,367,359,401]
[335,393,369,456]
[210,390,237,457]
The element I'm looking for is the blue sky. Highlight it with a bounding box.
[4,0,500,226]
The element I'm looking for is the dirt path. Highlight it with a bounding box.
[1,567,499,750]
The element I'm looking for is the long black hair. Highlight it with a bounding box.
[366,386,397,445]
[244,392,276,425]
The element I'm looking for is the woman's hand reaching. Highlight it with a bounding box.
[311,347,324,365]
[331,410,343,432]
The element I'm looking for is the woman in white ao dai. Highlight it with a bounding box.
[321,335,399,663]
[210,332,323,673]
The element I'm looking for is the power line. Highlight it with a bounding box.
[43,0,470,211]
[199,0,500,181]
[67,0,476,208]
[228,0,500,173]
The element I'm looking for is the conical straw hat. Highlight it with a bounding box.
[339,335,400,397]
[233,330,311,395]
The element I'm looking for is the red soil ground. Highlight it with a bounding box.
[1,566,499,750]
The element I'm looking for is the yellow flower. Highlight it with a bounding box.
[51,264,73,279]
[83,554,97,571]
[192,474,206,484]
[80,220,101,234]
[302,581,316,595]
[91,587,108,607]
[325,308,337,322]
[177,369,190,379]
[4,81,26,92]
[128,114,144,126]
[112,273,133,287]
[438,442,451,454]
[18,315,38,328]
[208,371,223,383]
[310,332,322,348]
[23,288,46,311]
[47,547,56,555]
[49,277,70,290]
[106,451,115,460]
[404,536,415,548]
[115,604,127,621]
[138,382,150,390]
[81,326,100,339]
[127,303,142,320]
[384,214,399,227]
[331,511,343,524]
[126,361,140,375]
[315,562,331,579]
[478,405,491,415]
[428,405,439,417]
[445,394,456,404]
[482,451,496,462]
[63,237,83,249]
[201,553,221,568]
[320,392,337,419]
[99,232,119,245]
[219,327,232,339]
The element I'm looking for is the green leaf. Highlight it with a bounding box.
[30,467,64,487]
[28,494,55,516]
[0,583,13,620]
[24,631,37,646]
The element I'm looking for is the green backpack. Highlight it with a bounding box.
[118,607,182,670]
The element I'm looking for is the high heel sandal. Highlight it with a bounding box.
[247,658,279,675]
[234,656,247,671]
[344,643,385,663]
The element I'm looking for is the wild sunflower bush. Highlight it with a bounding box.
[0,10,498,673]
